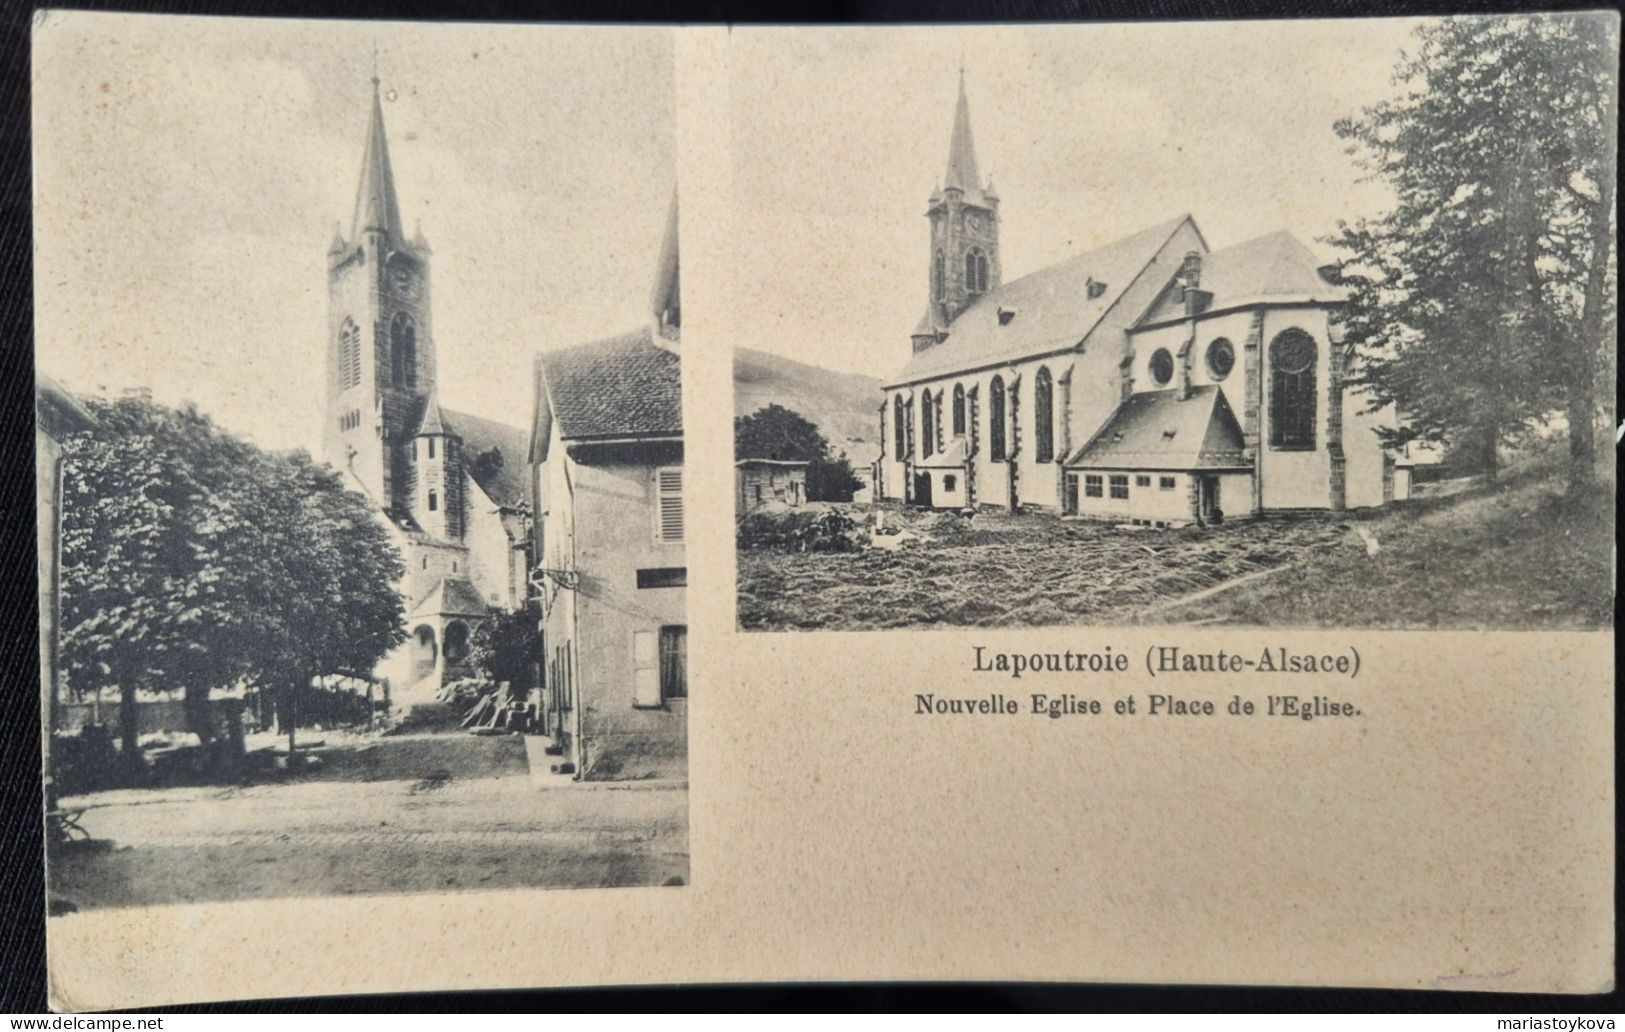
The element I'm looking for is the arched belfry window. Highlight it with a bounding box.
[893,395,907,460]
[952,383,966,437]
[1269,329,1318,450]
[966,248,990,295]
[921,391,935,459]
[989,375,1007,461]
[339,319,361,390]
[1034,366,1055,463]
[933,250,946,302]
[390,313,418,389]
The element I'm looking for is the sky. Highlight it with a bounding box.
[34,13,675,454]
[728,21,1429,377]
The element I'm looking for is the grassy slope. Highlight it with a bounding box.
[1156,469,1614,629]
[738,466,1613,632]
[734,348,883,461]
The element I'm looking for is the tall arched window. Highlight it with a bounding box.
[339,319,361,390]
[966,248,990,295]
[934,390,945,452]
[989,375,1007,461]
[1269,329,1318,449]
[1034,366,1055,463]
[933,250,945,301]
[921,391,935,459]
[893,395,906,459]
[390,313,417,389]
[952,383,966,437]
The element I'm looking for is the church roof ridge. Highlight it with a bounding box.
[886,213,1199,388]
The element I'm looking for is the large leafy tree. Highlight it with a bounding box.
[735,403,863,502]
[59,394,406,771]
[1330,14,1617,487]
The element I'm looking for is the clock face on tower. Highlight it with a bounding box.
[391,266,420,301]
[966,214,981,232]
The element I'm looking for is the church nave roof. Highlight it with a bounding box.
[890,214,1197,388]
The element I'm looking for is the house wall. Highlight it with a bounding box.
[736,465,807,513]
[568,456,688,781]
[1070,470,1195,524]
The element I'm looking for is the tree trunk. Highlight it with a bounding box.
[184,682,215,748]
[118,682,143,782]
[1569,150,1614,495]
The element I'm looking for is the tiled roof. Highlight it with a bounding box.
[1136,230,1347,326]
[1065,385,1248,471]
[537,326,683,441]
[888,215,1195,387]
[444,408,529,508]
[408,577,491,619]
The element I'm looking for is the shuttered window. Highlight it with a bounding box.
[633,631,660,708]
[655,467,684,544]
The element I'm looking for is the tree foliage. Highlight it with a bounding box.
[1329,14,1617,486]
[466,607,541,694]
[734,403,864,502]
[59,393,406,764]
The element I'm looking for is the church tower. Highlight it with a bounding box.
[325,70,437,518]
[920,70,1001,341]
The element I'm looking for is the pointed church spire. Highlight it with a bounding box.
[650,189,680,341]
[415,383,450,437]
[944,68,982,197]
[351,72,403,242]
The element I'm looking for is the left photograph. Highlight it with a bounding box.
[35,14,687,911]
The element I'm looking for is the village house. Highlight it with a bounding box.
[527,196,687,782]
[322,73,531,705]
[736,458,809,514]
[878,74,1409,526]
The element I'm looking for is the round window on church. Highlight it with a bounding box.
[1206,338,1235,381]
[1148,348,1175,387]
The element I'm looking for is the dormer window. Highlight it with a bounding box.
[1086,278,1107,300]
[1161,430,1177,442]
[997,307,1016,326]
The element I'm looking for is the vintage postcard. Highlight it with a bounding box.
[34,13,1615,1010]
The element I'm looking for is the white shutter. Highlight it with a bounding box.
[655,467,684,543]
[632,630,660,708]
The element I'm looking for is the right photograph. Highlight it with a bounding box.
[731,20,1616,632]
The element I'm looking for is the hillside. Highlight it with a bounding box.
[735,348,883,463]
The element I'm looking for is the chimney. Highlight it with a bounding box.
[1177,338,1194,401]
[1119,354,1134,404]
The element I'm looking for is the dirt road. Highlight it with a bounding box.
[49,734,689,910]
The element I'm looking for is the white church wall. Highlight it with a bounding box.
[1068,219,1208,452]
[463,481,518,610]
[1343,389,1398,510]
[1217,472,1256,518]
[1258,308,1335,511]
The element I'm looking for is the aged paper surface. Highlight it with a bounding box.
[37,16,1614,1009]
